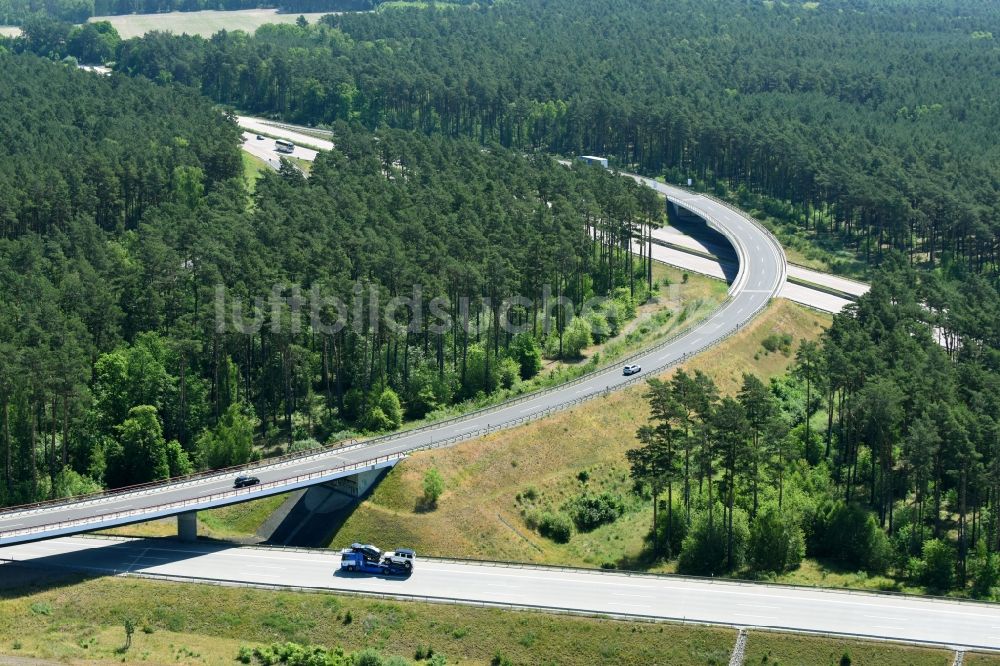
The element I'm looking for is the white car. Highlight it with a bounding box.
[383,548,416,571]
[623,364,642,376]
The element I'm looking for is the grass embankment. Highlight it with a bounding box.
[89,9,332,39]
[328,299,828,568]
[0,573,967,665]
[745,632,956,666]
[1,574,734,665]
[242,151,269,195]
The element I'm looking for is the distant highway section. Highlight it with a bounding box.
[237,115,866,312]
[4,536,999,651]
[0,146,786,546]
[241,131,317,167]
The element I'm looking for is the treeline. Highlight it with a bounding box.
[100,0,1000,276]
[0,53,664,507]
[626,260,1000,594]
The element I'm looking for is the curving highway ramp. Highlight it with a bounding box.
[0,172,786,547]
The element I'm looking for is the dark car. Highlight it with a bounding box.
[256,134,264,140]
[350,543,382,562]
[234,475,260,488]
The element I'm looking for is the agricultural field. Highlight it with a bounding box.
[88,9,334,39]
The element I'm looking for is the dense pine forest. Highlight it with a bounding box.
[624,260,1000,595]
[0,53,658,506]
[63,0,998,276]
[2,0,1000,599]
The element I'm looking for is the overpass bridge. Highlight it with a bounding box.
[0,175,786,548]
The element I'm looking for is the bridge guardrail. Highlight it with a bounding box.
[0,454,402,541]
[0,171,786,539]
[0,286,738,521]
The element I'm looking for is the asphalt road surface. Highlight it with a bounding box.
[3,536,998,650]
[0,170,785,546]
[241,131,318,167]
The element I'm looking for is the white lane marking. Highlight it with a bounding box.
[519,406,536,414]
[412,565,1000,619]
[247,564,285,571]
[865,614,906,621]
[738,603,780,610]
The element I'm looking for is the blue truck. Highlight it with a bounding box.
[339,543,415,576]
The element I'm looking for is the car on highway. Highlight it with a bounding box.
[256,134,264,140]
[350,543,383,562]
[622,364,642,376]
[233,475,260,488]
[384,548,416,571]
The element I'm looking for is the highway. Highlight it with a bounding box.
[239,114,866,314]
[0,151,786,546]
[4,535,998,650]
[241,131,318,167]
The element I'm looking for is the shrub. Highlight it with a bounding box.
[568,491,625,531]
[29,602,52,615]
[761,332,793,355]
[492,650,514,666]
[971,540,1000,599]
[920,538,956,591]
[809,501,891,573]
[560,315,594,358]
[748,505,806,574]
[649,498,688,559]
[497,357,521,390]
[355,649,384,666]
[509,333,542,379]
[538,512,572,543]
[422,468,445,507]
[678,505,749,575]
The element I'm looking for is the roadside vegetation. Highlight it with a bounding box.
[104,263,725,541]
[332,258,1000,603]
[0,572,970,665]
[0,56,680,512]
[328,299,828,567]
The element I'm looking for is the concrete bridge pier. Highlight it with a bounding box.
[177,511,198,542]
[323,467,384,498]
